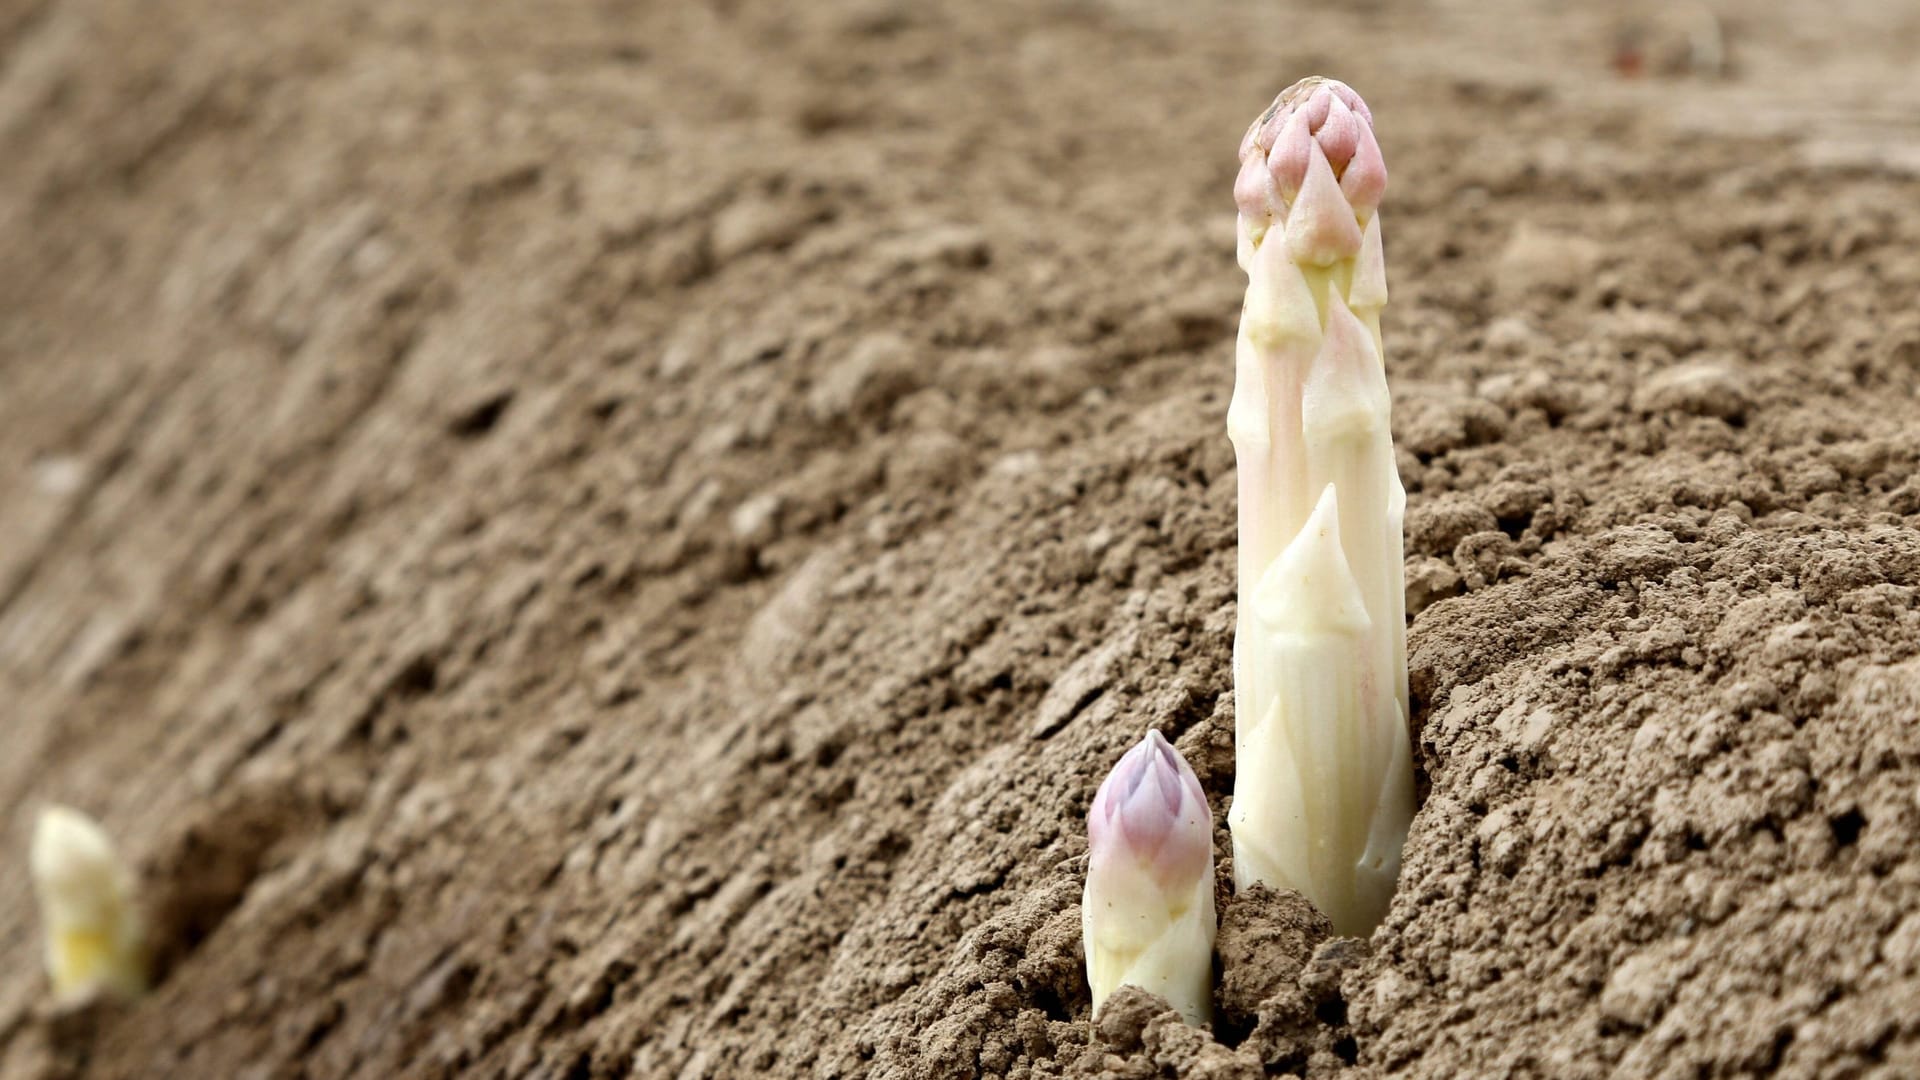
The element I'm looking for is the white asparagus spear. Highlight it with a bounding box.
[32,805,149,1001]
[1227,78,1413,937]
[1083,730,1216,1027]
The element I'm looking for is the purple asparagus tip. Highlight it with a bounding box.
[1234,77,1387,228]
[1089,730,1212,889]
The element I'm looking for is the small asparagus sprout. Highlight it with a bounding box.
[31,806,148,1001]
[1083,730,1216,1027]
[1226,77,1414,936]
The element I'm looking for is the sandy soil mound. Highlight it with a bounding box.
[5,0,1920,1076]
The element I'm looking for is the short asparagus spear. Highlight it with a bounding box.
[1083,730,1216,1027]
[1226,78,1413,936]
[31,806,148,1001]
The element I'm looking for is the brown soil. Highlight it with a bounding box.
[5,0,1920,1077]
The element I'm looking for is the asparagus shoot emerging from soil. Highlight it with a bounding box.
[1083,730,1216,1027]
[31,806,148,1002]
[1226,77,1414,937]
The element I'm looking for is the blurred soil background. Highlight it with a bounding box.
[5,0,1920,1076]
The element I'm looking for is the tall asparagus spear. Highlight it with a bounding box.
[1226,78,1413,937]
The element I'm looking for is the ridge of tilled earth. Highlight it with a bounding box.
[4,1,1920,1078]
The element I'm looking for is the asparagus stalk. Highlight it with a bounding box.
[1226,78,1413,937]
[31,806,148,1001]
[1083,730,1216,1027]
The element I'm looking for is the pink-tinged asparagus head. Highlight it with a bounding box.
[1234,77,1387,244]
[1088,730,1212,891]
